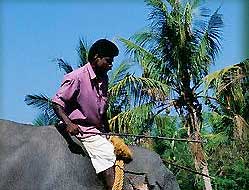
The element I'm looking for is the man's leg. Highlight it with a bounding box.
[78,134,116,189]
[98,165,115,190]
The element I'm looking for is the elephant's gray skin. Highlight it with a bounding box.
[0,119,180,190]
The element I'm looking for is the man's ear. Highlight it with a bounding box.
[92,54,101,64]
[93,54,99,60]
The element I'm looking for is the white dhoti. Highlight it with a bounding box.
[78,135,116,174]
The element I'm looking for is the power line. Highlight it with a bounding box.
[79,131,204,143]
[162,159,214,179]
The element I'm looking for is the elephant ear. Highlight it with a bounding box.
[109,136,133,163]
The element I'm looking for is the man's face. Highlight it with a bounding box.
[95,56,114,72]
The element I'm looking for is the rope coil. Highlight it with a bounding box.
[109,136,133,190]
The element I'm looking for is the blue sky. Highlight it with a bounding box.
[0,0,245,124]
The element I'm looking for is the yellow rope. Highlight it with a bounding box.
[109,136,133,190]
[112,160,124,190]
[109,136,133,161]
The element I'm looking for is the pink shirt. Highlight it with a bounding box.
[52,63,109,138]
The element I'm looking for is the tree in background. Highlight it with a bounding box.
[117,0,224,189]
[203,59,249,141]
[202,59,249,189]
[24,0,249,189]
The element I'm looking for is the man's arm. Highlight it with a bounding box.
[52,103,80,136]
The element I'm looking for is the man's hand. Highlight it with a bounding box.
[52,103,81,136]
[65,123,80,136]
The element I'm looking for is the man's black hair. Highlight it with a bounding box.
[88,39,119,63]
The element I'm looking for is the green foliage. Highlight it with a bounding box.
[202,59,249,143]
[109,103,154,134]
[109,74,170,105]
[151,115,198,189]
[77,38,89,67]
[120,0,224,116]
[118,1,249,189]
[24,94,58,123]
[108,61,132,87]
[32,111,59,126]
[207,141,249,190]
[24,1,249,189]
[202,111,249,190]
[53,58,74,74]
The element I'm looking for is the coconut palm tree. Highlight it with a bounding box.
[201,59,249,189]
[115,0,224,189]
[203,59,249,141]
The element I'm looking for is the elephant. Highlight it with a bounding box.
[0,119,180,190]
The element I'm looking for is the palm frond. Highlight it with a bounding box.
[193,6,223,64]
[203,60,249,96]
[32,111,58,126]
[190,6,223,84]
[108,60,132,87]
[131,30,160,52]
[202,64,240,95]
[119,37,165,81]
[190,0,202,9]
[145,0,168,30]
[184,2,193,30]
[191,35,211,80]
[77,38,89,67]
[53,58,73,74]
[119,37,159,63]
[202,59,249,123]
[199,7,211,18]
[205,7,223,61]
[24,94,56,119]
[109,103,154,134]
[109,75,170,105]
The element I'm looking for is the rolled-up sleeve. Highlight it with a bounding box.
[52,76,79,108]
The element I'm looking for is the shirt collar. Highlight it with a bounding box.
[86,63,96,80]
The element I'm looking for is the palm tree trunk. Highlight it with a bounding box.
[202,164,212,190]
[187,106,213,190]
[189,137,212,190]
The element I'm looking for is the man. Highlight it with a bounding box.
[52,39,119,190]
